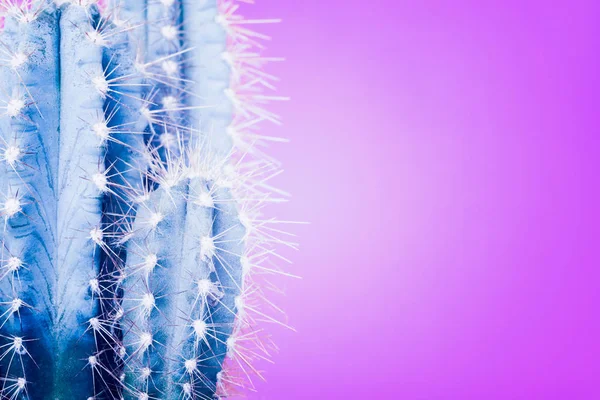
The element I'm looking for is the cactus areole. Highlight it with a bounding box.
[0,0,291,398]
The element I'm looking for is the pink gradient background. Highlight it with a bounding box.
[241,1,600,399]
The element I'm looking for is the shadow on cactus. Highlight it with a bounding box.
[0,0,295,398]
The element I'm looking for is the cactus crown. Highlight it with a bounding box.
[0,0,292,398]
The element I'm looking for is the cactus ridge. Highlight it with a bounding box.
[0,0,293,398]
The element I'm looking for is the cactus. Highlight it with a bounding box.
[0,0,292,398]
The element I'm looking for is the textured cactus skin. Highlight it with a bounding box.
[0,6,60,399]
[0,0,286,398]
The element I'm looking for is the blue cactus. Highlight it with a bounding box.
[0,0,290,398]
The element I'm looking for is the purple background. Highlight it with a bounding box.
[240,1,600,399]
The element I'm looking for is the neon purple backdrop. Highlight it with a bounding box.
[244,1,599,398]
